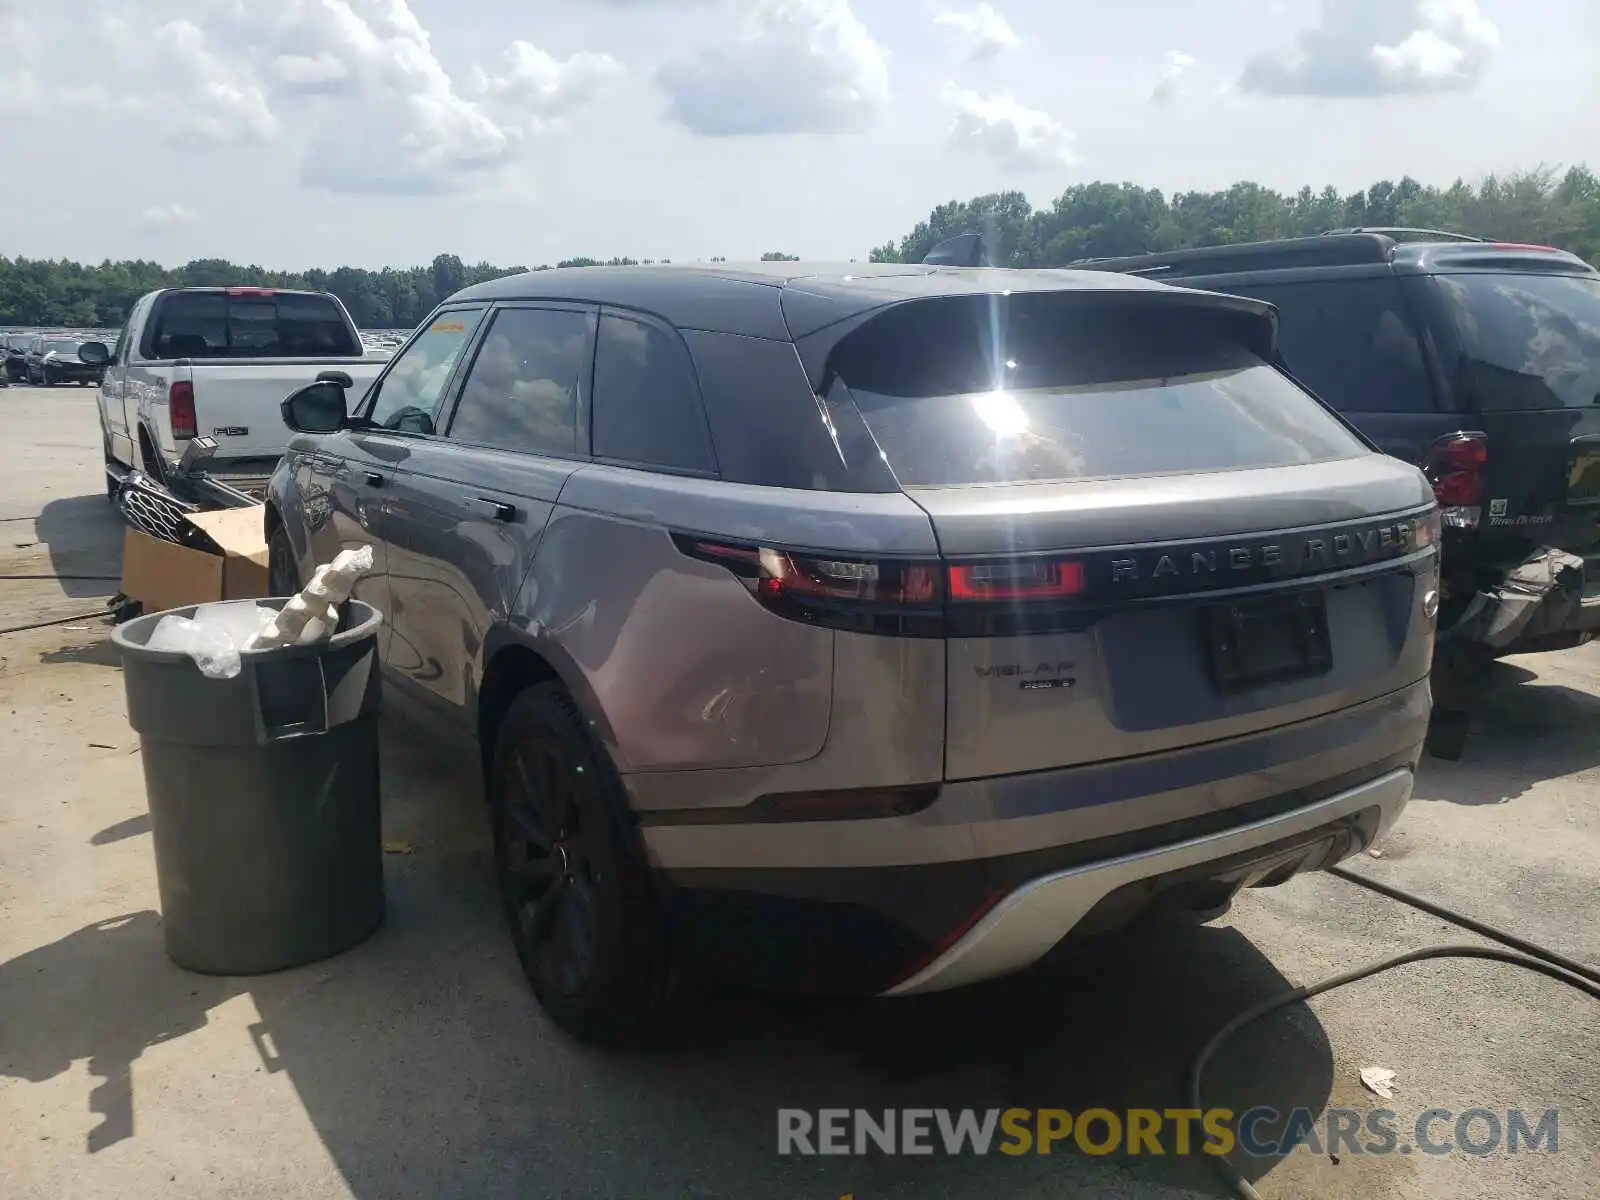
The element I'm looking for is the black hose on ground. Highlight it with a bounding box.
[0,610,111,636]
[1189,871,1600,1200]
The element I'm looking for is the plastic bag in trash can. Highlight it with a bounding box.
[146,615,245,679]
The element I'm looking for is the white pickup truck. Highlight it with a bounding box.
[91,286,387,492]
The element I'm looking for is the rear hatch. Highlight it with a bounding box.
[828,289,1439,780]
[1423,263,1600,564]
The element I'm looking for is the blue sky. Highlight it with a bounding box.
[0,0,1595,268]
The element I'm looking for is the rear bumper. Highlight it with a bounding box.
[884,766,1410,996]
[648,680,1428,995]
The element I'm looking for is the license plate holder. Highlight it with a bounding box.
[1202,591,1333,695]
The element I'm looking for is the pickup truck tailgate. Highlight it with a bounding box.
[188,360,380,460]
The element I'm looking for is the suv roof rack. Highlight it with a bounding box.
[1068,233,1398,278]
[1322,226,1485,243]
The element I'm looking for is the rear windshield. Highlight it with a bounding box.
[834,297,1368,487]
[1435,272,1600,411]
[143,291,361,359]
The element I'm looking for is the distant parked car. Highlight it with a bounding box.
[2,334,32,383]
[25,337,103,387]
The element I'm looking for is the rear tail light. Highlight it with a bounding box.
[1422,432,1487,528]
[169,380,197,440]
[673,535,1089,637]
[674,537,944,636]
[948,557,1084,601]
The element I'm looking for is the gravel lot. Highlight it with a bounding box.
[1,386,1595,1200]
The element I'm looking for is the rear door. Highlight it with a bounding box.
[1417,267,1600,561]
[829,292,1438,780]
[381,303,596,729]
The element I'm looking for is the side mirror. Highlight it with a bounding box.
[281,381,347,434]
[79,341,111,366]
[316,369,354,389]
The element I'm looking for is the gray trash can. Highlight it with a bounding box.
[113,598,385,974]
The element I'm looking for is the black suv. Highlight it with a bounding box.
[1075,232,1600,752]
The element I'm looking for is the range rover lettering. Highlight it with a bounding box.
[266,261,1442,1043]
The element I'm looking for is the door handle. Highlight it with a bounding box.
[474,497,518,522]
[364,471,385,487]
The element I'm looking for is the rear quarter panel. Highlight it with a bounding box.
[518,464,945,779]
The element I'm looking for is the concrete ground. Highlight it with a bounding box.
[1,385,1595,1200]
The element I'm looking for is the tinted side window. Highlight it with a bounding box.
[591,315,715,473]
[367,306,487,433]
[447,307,596,456]
[1222,279,1435,413]
[682,330,900,493]
[1434,272,1600,411]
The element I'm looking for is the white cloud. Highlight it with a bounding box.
[1241,0,1500,96]
[941,83,1076,171]
[6,0,620,195]
[932,3,1020,60]
[657,0,890,136]
[1152,50,1197,104]
[473,41,626,133]
[0,70,42,115]
[139,204,198,232]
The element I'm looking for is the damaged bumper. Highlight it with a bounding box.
[1446,546,1600,654]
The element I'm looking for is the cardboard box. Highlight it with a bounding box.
[120,505,271,615]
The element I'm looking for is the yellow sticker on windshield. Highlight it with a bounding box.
[430,320,466,333]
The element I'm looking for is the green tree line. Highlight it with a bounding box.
[870,165,1600,267]
[2,166,1595,330]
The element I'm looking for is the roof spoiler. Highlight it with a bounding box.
[922,232,992,268]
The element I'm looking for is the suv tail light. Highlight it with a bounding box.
[1422,432,1487,528]
[674,537,945,636]
[169,380,197,441]
[673,535,1090,637]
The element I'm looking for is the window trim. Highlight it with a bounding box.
[587,305,722,480]
[355,302,492,439]
[433,300,600,462]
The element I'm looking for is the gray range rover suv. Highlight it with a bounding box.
[267,262,1441,1041]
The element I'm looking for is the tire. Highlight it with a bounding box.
[487,682,680,1043]
[267,524,300,595]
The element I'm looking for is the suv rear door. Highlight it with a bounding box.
[827,291,1438,779]
[1413,264,1600,562]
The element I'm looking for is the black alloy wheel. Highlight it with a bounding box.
[267,525,300,596]
[488,683,681,1042]
[499,732,601,1000]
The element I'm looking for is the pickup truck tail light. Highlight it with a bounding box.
[1422,432,1487,529]
[169,380,197,441]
